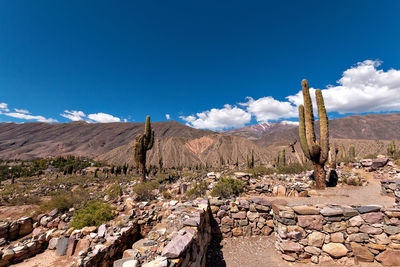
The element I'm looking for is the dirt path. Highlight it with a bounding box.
[206,236,382,267]
[262,169,394,207]
[11,250,70,267]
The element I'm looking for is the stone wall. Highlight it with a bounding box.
[274,204,400,266]
[0,217,33,244]
[209,197,274,238]
[114,199,212,267]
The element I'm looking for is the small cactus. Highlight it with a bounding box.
[134,115,155,181]
[349,144,355,160]
[388,141,396,157]
[298,79,329,189]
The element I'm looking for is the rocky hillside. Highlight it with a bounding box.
[0,113,399,166]
[0,121,213,160]
[97,134,272,167]
[257,113,400,146]
[223,121,298,140]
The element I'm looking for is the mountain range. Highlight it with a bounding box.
[0,113,399,167]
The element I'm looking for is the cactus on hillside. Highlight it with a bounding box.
[349,144,355,160]
[134,115,155,181]
[298,79,329,189]
[388,141,396,157]
[280,148,286,166]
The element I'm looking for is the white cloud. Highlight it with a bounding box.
[0,103,9,112]
[61,110,122,123]
[240,96,298,123]
[61,110,86,121]
[0,102,57,122]
[3,112,58,123]
[14,108,30,114]
[287,59,400,114]
[281,120,299,126]
[165,114,171,120]
[87,112,121,123]
[180,104,251,130]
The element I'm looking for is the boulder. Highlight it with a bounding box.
[56,237,69,256]
[376,250,400,266]
[361,212,383,224]
[297,215,323,230]
[350,242,374,262]
[17,217,33,237]
[161,230,194,258]
[371,158,389,170]
[322,243,348,258]
[307,231,325,247]
[279,240,303,253]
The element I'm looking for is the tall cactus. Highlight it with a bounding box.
[134,115,154,181]
[298,79,329,189]
[280,148,286,166]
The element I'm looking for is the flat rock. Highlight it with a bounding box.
[279,240,303,253]
[320,206,343,216]
[356,206,382,214]
[291,205,319,215]
[161,230,194,258]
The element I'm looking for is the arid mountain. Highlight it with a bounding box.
[0,113,399,166]
[97,135,272,167]
[0,121,213,160]
[223,121,298,140]
[257,113,400,146]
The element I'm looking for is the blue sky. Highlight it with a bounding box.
[1,1,400,129]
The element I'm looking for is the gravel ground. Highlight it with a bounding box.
[264,169,394,207]
[206,235,382,267]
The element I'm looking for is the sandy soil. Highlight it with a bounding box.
[11,250,70,267]
[206,236,383,267]
[0,205,38,220]
[257,169,395,207]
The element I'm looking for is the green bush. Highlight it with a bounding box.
[276,162,313,174]
[39,189,90,212]
[105,184,122,199]
[186,181,208,199]
[211,178,243,198]
[71,200,114,229]
[133,181,159,200]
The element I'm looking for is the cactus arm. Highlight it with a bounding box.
[298,105,311,160]
[301,79,316,148]
[316,89,329,164]
[146,129,154,150]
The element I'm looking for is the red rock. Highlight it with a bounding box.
[361,212,383,224]
[376,249,400,266]
[297,215,323,230]
[73,238,90,256]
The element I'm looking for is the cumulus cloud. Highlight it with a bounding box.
[61,110,121,123]
[4,112,58,123]
[165,114,171,120]
[0,103,9,112]
[87,112,121,123]
[14,108,30,114]
[61,110,86,121]
[0,102,57,122]
[180,104,251,130]
[240,96,298,123]
[287,60,400,114]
